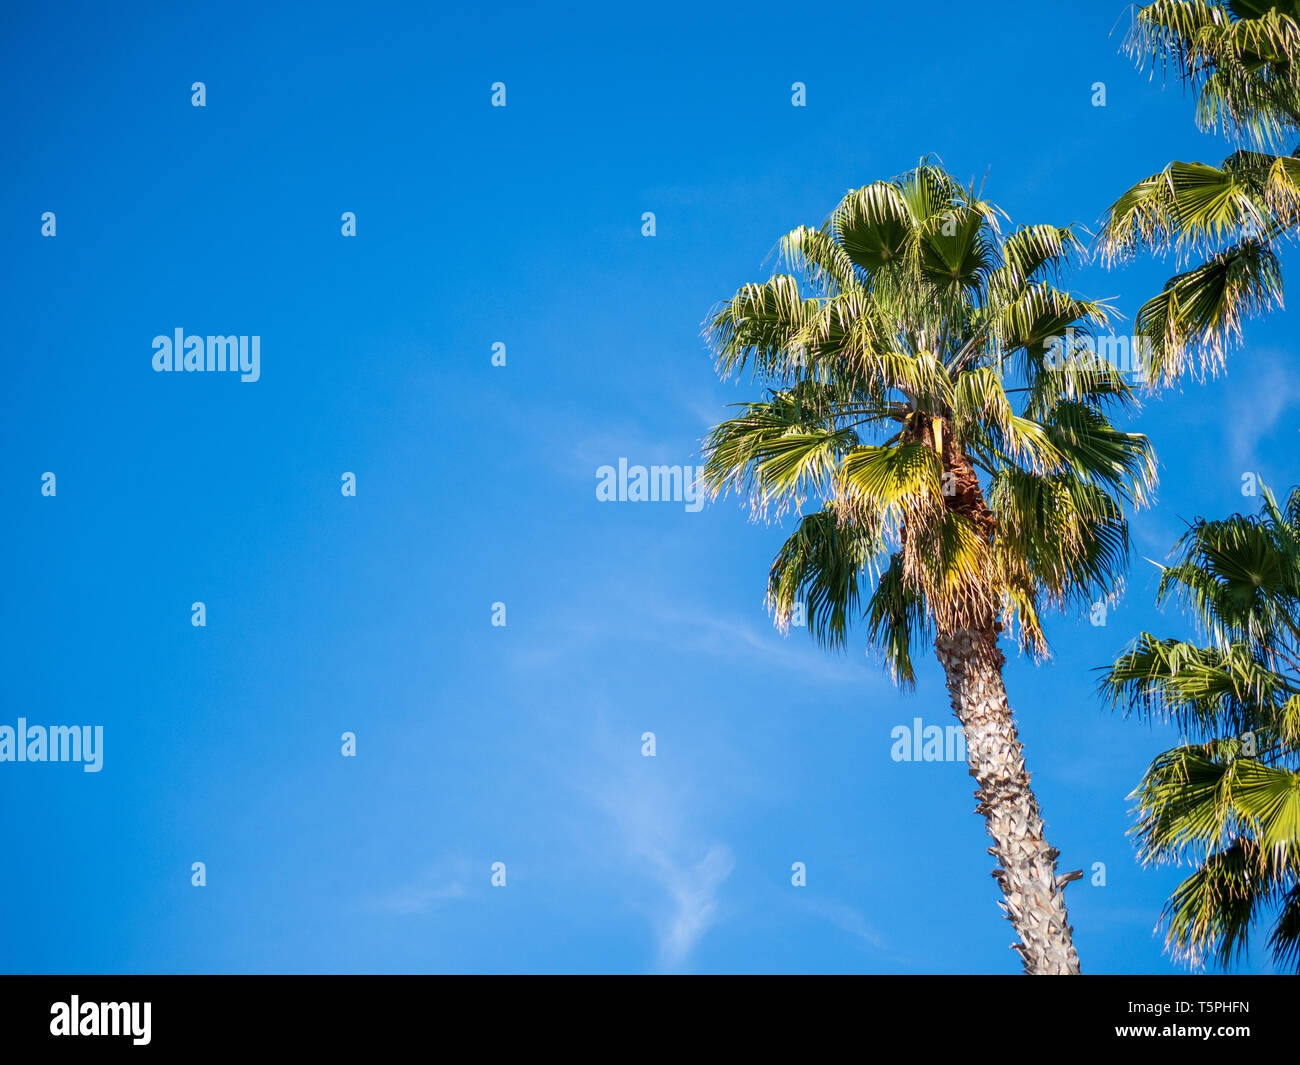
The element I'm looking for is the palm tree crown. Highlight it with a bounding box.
[703,164,1155,675]
[1101,487,1300,972]
[1100,0,1300,384]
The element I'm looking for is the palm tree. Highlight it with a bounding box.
[1100,488,1300,972]
[700,163,1156,974]
[1099,0,1300,385]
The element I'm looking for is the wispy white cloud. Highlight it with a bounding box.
[574,725,738,972]
[505,590,876,690]
[594,787,735,971]
[797,897,889,952]
[1225,350,1299,475]
[641,599,872,687]
[640,842,736,971]
[366,865,469,915]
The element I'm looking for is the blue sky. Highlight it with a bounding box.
[1,0,1294,974]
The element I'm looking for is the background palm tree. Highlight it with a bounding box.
[1101,488,1300,972]
[701,163,1156,974]
[1100,0,1300,385]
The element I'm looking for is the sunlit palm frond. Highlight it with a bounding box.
[1101,1,1300,386]
[1104,482,1300,970]
[865,553,930,686]
[767,503,881,650]
[706,274,824,381]
[1133,238,1284,382]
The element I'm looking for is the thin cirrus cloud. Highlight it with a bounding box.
[574,723,738,973]
[367,869,469,916]
[797,897,890,953]
[645,842,736,972]
[500,577,878,690]
[1225,350,1298,477]
[599,788,737,973]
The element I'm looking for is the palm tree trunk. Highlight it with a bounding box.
[934,626,1081,975]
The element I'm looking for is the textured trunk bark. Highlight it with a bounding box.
[934,626,1082,975]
